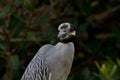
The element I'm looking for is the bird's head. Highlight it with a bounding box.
[57,23,76,43]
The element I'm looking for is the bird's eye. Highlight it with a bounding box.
[70,28,74,32]
[67,27,74,33]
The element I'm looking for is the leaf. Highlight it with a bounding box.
[101,64,108,77]
[8,55,20,70]
[95,62,109,80]
[23,0,35,12]
[79,22,90,32]
[8,13,26,37]
[0,4,11,18]
[117,58,120,68]
[0,40,8,52]
[34,14,51,25]
[106,56,116,70]
[111,25,120,40]
[79,3,92,16]
[81,67,90,77]
[91,1,98,7]
[95,61,101,71]
[88,39,101,52]
[109,65,117,78]
[0,50,4,58]
[13,0,22,6]
[27,31,36,40]
[81,67,95,80]
[1,55,20,80]
[93,72,104,80]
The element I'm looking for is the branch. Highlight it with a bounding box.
[95,33,113,40]
[88,5,120,24]
[10,38,42,42]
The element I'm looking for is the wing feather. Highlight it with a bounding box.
[21,44,53,80]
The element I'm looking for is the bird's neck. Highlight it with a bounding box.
[57,42,74,46]
[56,42,75,55]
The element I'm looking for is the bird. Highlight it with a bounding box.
[21,22,76,80]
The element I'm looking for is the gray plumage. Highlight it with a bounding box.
[21,23,76,80]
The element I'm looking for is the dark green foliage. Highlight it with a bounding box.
[0,4,11,18]
[95,57,120,80]
[0,0,120,80]
[8,13,26,37]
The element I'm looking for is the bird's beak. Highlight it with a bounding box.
[57,30,67,39]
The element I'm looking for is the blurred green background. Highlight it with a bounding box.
[0,0,120,80]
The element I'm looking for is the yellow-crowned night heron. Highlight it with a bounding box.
[21,23,76,80]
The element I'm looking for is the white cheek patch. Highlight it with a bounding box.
[58,24,64,31]
[71,31,76,36]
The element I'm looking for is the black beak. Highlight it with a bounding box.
[57,30,67,38]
